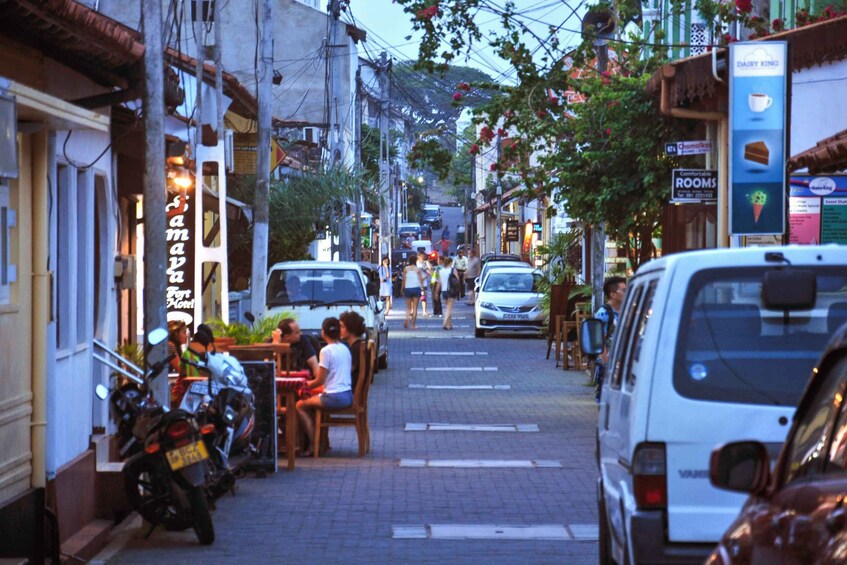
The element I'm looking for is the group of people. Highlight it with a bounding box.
[167,312,370,458]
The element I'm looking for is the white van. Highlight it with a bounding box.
[265,261,389,369]
[596,246,847,564]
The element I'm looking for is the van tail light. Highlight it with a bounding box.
[633,442,667,510]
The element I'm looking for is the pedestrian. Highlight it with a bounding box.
[453,248,468,299]
[418,253,431,318]
[378,256,393,315]
[295,317,352,457]
[465,248,481,305]
[430,256,443,317]
[593,276,627,401]
[402,256,425,329]
[439,257,459,330]
[439,235,451,256]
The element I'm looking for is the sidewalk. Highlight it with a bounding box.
[94,299,599,564]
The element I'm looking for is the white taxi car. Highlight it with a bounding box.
[474,266,544,338]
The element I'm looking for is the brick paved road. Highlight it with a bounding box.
[96,300,599,564]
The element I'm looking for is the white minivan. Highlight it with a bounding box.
[596,246,847,564]
[265,261,389,369]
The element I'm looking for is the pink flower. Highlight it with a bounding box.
[457,82,471,91]
[489,163,498,171]
[452,92,462,101]
[549,96,559,106]
[537,110,548,118]
[497,127,507,136]
[479,126,495,143]
[772,18,784,31]
[469,144,480,155]
[735,0,752,13]
[416,3,439,19]
[605,128,612,136]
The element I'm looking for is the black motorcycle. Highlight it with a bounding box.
[95,327,215,545]
[180,353,257,500]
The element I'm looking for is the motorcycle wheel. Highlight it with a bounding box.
[124,456,193,531]
[186,485,215,545]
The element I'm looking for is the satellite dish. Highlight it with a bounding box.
[582,7,616,41]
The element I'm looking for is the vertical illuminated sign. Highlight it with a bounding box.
[729,41,788,236]
[165,191,196,326]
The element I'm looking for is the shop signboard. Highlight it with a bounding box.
[671,169,718,202]
[165,191,196,326]
[729,41,788,236]
[505,220,520,242]
[665,140,712,156]
[790,175,847,244]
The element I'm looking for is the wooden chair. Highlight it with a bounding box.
[313,340,375,458]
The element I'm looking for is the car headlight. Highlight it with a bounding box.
[480,302,497,311]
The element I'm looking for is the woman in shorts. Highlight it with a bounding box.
[295,317,352,457]
[402,256,424,329]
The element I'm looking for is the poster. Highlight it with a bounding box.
[729,42,788,236]
[789,175,847,244]
[788,197,821,244]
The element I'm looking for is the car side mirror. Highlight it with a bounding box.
[580,319,605,356]
[710,441,770,494]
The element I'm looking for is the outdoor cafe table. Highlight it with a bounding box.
[182,370,310,471]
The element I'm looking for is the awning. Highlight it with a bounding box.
[789,129,847,173]
[2,78,109,132]
[474,187,522,214]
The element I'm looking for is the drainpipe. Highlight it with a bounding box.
[660,67,729,248]
[31,130,51,488]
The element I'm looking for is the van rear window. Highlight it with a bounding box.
[674,267,847,406]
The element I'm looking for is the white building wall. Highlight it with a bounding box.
[790,59,847,157]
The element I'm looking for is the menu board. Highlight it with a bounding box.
[789,176,847,244]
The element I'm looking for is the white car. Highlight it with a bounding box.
[474,260,531,294]
[474,266,545,338]
[265,261,389,369]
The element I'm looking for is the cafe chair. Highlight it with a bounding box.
[313,340,375,458]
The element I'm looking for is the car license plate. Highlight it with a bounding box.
[503,313,529,320]
[165,441,209,471]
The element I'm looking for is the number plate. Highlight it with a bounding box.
[165,440,209,471]
[503,313,529,320]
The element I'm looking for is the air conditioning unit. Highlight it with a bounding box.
[302,127,318,144]
[224,129,234,172]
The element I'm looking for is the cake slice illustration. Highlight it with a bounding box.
[750,190,767,223]
[744,141,769,165]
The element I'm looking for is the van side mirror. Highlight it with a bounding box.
[710,441,770,494]
[147,327,168,347]
[762,269,816,310]
[580,319,605,356]
[366,281,379,297]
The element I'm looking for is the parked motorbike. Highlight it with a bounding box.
[95,327,215,545]
[180,351,257,500]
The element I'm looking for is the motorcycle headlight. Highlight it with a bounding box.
[480,302,497,311]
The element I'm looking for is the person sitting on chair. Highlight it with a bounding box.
[340,311,368,391]
[295,317,352,457]
[271,318,320,377]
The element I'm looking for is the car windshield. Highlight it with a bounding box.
[674,267,847,406]
[266,268,366,307]
[483,272,541,293]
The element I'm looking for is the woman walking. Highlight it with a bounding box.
[378,256,392,315]
[439,257,458,330]
[402,256,425,329]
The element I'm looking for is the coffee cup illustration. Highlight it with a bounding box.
[748,93,773,113]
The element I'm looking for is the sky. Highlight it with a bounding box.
[347,0,589,84]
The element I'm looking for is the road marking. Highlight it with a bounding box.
[392,524,597,541]
[405,423,539,432]
[408,384,510,390]
[410,351,488,356]
[399,459,561,468]
[418,335,474,339]
[410,367,497,372]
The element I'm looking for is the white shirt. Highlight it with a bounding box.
[438,266,453,289]
[319,343,352,394]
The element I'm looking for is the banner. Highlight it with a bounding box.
[729,42,788,236]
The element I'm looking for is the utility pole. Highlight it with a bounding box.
[590,42,609,312]
[495,132,502,254]
[142,0,167,403]
[251,0,273,318]
[377,52,391,259]
[353,68,363,261]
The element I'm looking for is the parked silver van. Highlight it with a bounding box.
[596,246,847,564]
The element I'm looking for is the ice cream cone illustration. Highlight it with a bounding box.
[750,190,767,223]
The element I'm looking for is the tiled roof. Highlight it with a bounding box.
[789,129,847,173]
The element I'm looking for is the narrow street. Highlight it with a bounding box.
[94,302,599,564]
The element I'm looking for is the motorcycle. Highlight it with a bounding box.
[180,351,257,500]
[94,327,215,545]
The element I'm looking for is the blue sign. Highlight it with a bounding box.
[729,42,788,236]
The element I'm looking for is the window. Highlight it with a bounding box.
[608,283,644,389]
[0,180,15,305]
[266,269,366,307]
[626,280,658,389]
[782,359,846,485]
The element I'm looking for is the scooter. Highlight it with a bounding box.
[180,351,257,500]
[95,328,215,545]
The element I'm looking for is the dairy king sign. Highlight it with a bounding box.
[671,169,718,203]
[165,192,196,326]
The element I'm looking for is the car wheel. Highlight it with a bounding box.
[474,327,485,338]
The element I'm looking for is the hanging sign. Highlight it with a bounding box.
[671,169,718,202]
[165,191,196,327]
[729,41,788,236]
[665,140,712,156]
[505,220,520,242]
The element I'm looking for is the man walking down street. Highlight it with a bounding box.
[453,249,468,299]
[594,276,627,362]
[465,248,480,305]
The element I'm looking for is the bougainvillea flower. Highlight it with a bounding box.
[735,0,752,13]
[452,92,462,101]
[416,4,439,19]
[479,126,495,143]
[469,144,480,155]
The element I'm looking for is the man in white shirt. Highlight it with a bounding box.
[453,249,468,299]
